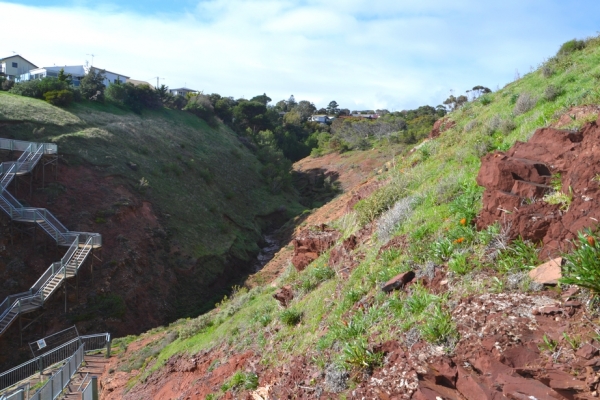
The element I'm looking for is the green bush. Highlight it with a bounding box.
[544,85,561,102]
[9,80,42,98]
[561,231,600,293]
[221,371,259,392]
[342,339,383,370]
[43,90,74,106]
[280,308,302,326]
[419,304,457,344]
[354,184,404,226]
[558,39,586,57]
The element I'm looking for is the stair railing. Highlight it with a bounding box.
[0,139,101,336]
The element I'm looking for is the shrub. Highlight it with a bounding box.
[1,79,14,91]
[280,308,302,326]
[513,92,537,115]
[560,230,600,296]
[499,118,516,134]
[354,181,405,226]
[342,339,383,370]
[9,80,42,98]
[463,119,478,132]
[484,114,502,135]
[376,196,416,242]
[495,237,539,273]
[541,64,554,78]
[419,304,457,344]
[221,371,259,392]
[480,95,492,105]
[43,90,74,106]
[543,85,561,102]
[558,39,586,57]
[178,314,213,339]
[448,252,469,275]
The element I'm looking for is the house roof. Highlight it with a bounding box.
[170,87,197,92]
[88,66,130,79]
[0,55,38,69]
[126,79,154,88]
[31,66,86,76]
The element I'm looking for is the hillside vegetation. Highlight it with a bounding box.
[0,93,303,322]
[96,36,600,398]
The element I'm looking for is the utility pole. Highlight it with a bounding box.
[153,77,164,89]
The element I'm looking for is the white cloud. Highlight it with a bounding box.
[0,0,597,110]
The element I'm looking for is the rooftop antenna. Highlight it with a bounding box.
[86,54,96,66]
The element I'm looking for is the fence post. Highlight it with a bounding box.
[105,337,111,358]
[91,376,98,400]
[38,356,42,378]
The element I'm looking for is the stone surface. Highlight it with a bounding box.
[476,121,600,258]
[381,271,415,293]
[272,285,294,307]
[577,344,599,360]
[529,257,563,285]
[291,224,340,271]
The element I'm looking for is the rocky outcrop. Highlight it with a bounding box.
[428,117,456,139]
[476,117,600,258]
[291,224,340,271]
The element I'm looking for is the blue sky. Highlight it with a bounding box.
[1,0,598,111]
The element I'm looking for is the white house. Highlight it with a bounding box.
[169,87,197,97]
[310,115,330,123]
[0,55,38,80]
[20,65,86,86]
[19,65,129,87]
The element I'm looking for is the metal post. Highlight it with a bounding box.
[105,338,111,358]
[91,376,99,400]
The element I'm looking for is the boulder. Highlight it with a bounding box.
[381,271,415,293]
[528,257,563,285]
[273,285,294,307]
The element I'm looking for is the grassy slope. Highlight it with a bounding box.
[0,92,302,277]
[105,38,600,395]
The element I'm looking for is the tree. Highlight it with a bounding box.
[156,84,169,102]
[295,100,316,122]
[251,93,272,106]
[326,100,340,115]
[57,68,72,85]
[80,69,106,101]
[287,95,297,109]
[233,101,270,133]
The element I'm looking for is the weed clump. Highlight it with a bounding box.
[221,370,259,392]
[376,196,416,243]
[561,231,600,293]
[280,308,302,326]
[513,92,537,115]
[544,85,561,102]
[178,314,213,339]
[354,182,405,226]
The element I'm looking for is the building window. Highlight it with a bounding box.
[12,62,17,68]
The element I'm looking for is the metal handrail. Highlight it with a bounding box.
[29,343,84,400]
[0,333,109,392]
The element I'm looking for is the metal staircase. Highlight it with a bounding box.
[0,139,102,336]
